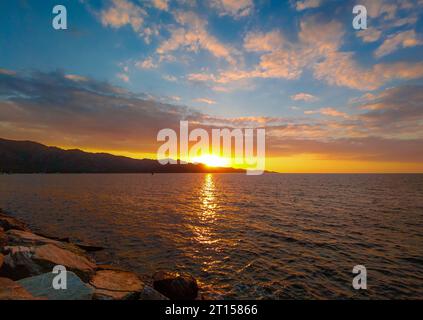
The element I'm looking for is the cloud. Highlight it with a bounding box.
[291,93,318,102]
[358,85,423,134]
[313,51,423,91]
[64,74,88,82]
[349,92,378,104]
[152,0,169,11]
[163,74,178,82]
[190,16,423,91]
[356,0,421,46]
[157,11,236,64]
[140,25,160,44]
[116,73,130,83]
[193,98,217,105]
[295,0,322,11]
[0,70,201,154]
[267,137,423,162]
[0,68,16,76]
[100,0,146,32]
[210,0,254,18]
[374,30,423,58]
[1,71,423,164]
[244,30,285,52]
[360,0,398,19]
[135,57,157,69]
[357,29,383,43]
[304,107,351,119]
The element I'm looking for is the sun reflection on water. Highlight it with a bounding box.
[191,174,219,246]
[201,174,217,219]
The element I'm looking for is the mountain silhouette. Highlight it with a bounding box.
[0,138,245,174]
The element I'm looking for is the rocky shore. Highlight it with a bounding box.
[0,209,203,300]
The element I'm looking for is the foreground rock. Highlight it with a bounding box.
[0,227,6,247]
[0,211,208,300]
[5,229,84,255]
[139,285,169,300]
[18,271,94,300]
[1,244,96,281]
[0,277,37,300]
[0,212,29,232]
[89,269,144,300]
[153,271,199,300]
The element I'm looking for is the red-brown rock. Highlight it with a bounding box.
[0,277,36,300]
[6,229,84,254]
[0,212,29,232]
[0,227,6,247]
[0,244,96,281]
[89,269,144,300]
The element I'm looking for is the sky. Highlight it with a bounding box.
[0,0,423,173]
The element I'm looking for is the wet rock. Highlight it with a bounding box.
[0,212,29,232]
[33,231,70,243]
[90,269,144,300]
[139,285,169,300]
[96,264,127,272]
[32,244,96,281]
[0,246,37,279]
[153,271,199,300]
[5,229,84,255]
[74,243,104,252]
[92,288,138,300]
[18,271,94,300]
[6,229,57,246]
[0,244,96,281]
[0,227,6,247]
[0,277,37,300]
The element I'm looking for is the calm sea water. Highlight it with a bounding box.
[0,174,422,299]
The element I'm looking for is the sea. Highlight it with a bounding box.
[0,173,422,299]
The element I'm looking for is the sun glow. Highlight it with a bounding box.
[191,154,230,167]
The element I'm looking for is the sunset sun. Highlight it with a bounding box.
[191,155,230,167]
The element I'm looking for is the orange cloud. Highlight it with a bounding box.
[291,93,318,102]
[304,108,351,119]
[193,98,217,105]
[2,71,423,172]
[157,11,236,64]
[100,0,146,32]
[152,0,169,11]
[187,14,423,91]
[375,30,423,58]
[135,57,157,69]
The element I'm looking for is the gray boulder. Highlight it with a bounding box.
[18,271,94,300]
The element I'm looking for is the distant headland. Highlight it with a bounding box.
[0,138,245,174]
